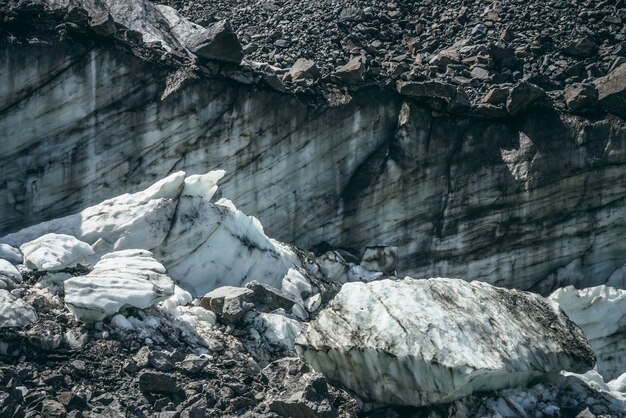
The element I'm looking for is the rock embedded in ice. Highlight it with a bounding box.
[549,285,626,381]
[20,233,94,272]
[296,277,595,407]
[0,289,37,328]
[0,259,23,290]
[64,250,175,322]
[0,243,22,264]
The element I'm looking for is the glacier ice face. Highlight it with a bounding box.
[549,285,626,381]
[1,171,304,296]
[296,277,595,407]
[0,289,37,328]
[20,233,94,272]
[64,249,175,322]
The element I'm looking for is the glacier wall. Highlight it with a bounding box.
[2,41,626,293]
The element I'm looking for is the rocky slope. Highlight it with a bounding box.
[2,0,626,294]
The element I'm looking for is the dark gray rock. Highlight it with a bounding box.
[334,57,364,85]
[506,82,546,115]
[396,80,457,100]
[562,37,598,59]
[284,58,320,82]
[595,64,626,117]
[187,20,243,64]
[564,83,598,111]
[199,286,255,324]
[138,370,179,394]
[89,11,116,37]
[246,281,297,311]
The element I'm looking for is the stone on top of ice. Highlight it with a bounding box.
[64,249,175,322]
[296,277,595,408]
[0,289,37,328]
[0,243,22,264]
[549,285,626,381]
[20,233,94,272]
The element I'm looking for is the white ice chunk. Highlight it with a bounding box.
[250,311,302,351]
[0,259,22,284]
[0,289,37,328]
[550,285,626,381]
[182,170,225,200]
[64,249,175,322]
[281,268,312,303]
[347,264,384,282]
[608,372,626,393]
[20,233,94,272]
[0,243,22,264]
[297,278,595,408]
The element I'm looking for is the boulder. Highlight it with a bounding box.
[64,249,175,322]
[20,233,94,272]
[334,57,364,84]
[565,83,598,111]
[396,80,457,100]
[138,370,179,394]
[549,285,626,381]
[284,58,320,82]
[506,81,546,115]
[89,11,117,37]
[594,63,626,117]
[262,358,337,418]
[246,280,297,311]
[562,37,598,58]
[199,286,255,323]
[0,289,37,328]
[186,20,243,64]
[296,278,595,407]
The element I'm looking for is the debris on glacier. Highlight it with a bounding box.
[296,277,596,407]
[550,285,626,381]
[20,233,94,272]
[64,249,175,322]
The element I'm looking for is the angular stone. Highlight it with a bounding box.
[334,57,364,84]
[396,80,457,100]
[563,37,598,58]
[138,370,179,394]
[284,58,320,82]
[186,20,243,64]
[296,278,595,407]
[263,358,337,418]
[564,83,598,111]
[481,87,509,105]
[246,281,297,311]
[89,11,117,37]
[199,286,255,323]
[41,399,66,418]
[506,81,546,115]
[594,63,626,117]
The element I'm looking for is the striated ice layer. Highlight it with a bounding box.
[64,249,175,322]
[296,277,595,407]
[550,285,626,381]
